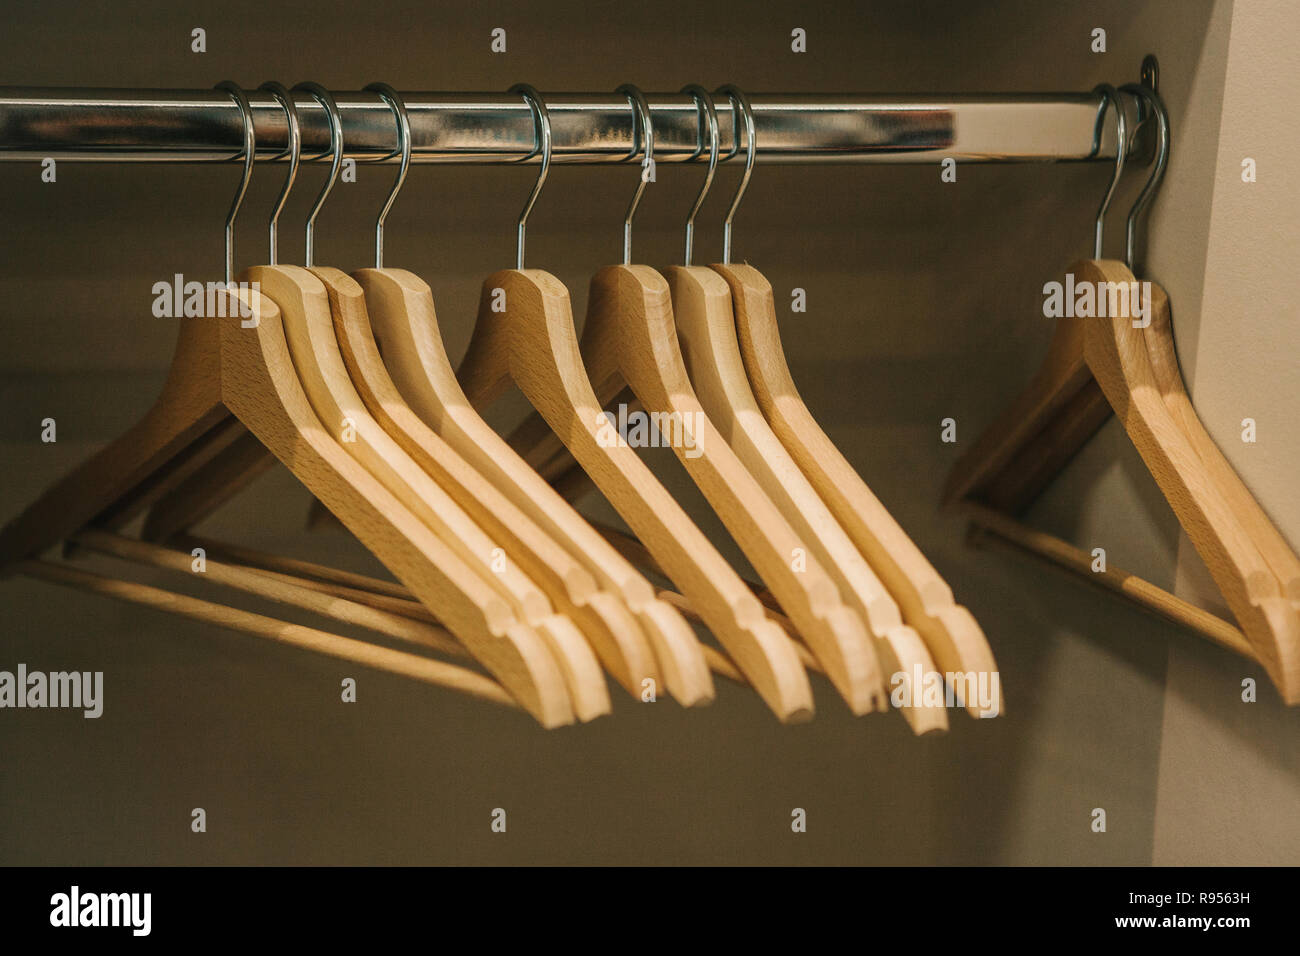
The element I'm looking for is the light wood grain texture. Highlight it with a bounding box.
[271,266,549,625]
[304,265,608,721]
[456,267,814,721]
[226,275,574,726]
[654,588,819,671]
[504,390,638,501]
[187,532,771,697]
[1077,259,1300,700]
[180,530,465,629]
[183,535,446,626]
[668,265,943,732]
[714,262,999,719]
[17,558,516,708]
[192,520,866,713]
[587,519,837,675]
[302,489,766,701]
[505,384,581,477]
[330,266,638,707]
[195,523,773,695]
[354,266,714,709]
[1142,283,1300,605]
[572,264,888,714]
[964,278,1300,607]
[961,501,1256,660]
[0,277,572,725]
[74,528,466,659]
[954,260,1299,703]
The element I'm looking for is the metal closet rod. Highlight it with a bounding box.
[0,87,1143,165]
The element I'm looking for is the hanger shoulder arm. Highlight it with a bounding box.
[1077,259,1300,700]
[671,264,916,712]
[716,261,1000,705]
[333,269,631,715]
[1144,284,1300,603]
[353,269,658,604]
[298,267,569,623]
[233,270,574,727]
[360,267,711,707]
[552,406,815,721]
[590,264,887,713]
[978,378,1112,514]
[87,416,248,535]
[18,557,520,710]
[484,268,810,719]
[718,261,955,609]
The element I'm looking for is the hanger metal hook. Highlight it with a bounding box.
[1118,81,1169,272]
[616,84,654,265]
[1091,83,1128,260]
[257,82,300,267]
[509,84,551,271]
[715,84,755,266]
[292,82,343,268]
[365,82,411,269]
[214,81,255,285]
[680,84,719,267]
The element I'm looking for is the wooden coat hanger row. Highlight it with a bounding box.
[0,81,1003,730]
[943,79,1300,704]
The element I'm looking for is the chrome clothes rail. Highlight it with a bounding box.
[0,88,1143,165]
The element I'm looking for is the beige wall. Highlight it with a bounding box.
[0,0,1295,864]
[1151,0,1300,865]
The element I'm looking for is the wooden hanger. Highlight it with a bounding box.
[326,262,634,707]
[350,267,718,707]
[673,264,946,731]
[321,85,676,706]
[18,554,518,710]
[1142,283,1300,604]
[1082,259,1295,692]
[503,90,973,721]
[302,263,615,722]
[659,87,943,729]
[972,284,1300,612]
[575,261,890,714]
[1121,87,1299,607]
[458,267,816,720]
[954,264,1300,698]
[702,92,999,703]
[453,86,814,721]
[947,85,1300,702]
[255,85,607,720]
[474,86,890,716]
[941,84,1141,514]
[717,261,1002,716]
[0,83,575,726]
[573,89,886,716]
[11,278,575,725]
[131,87,710,713]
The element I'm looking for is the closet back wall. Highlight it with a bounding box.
[2,0,1292,864]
